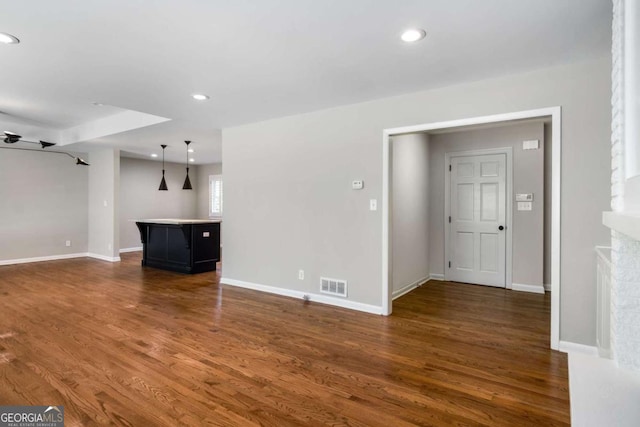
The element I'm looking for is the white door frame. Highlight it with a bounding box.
[382,106,561,350]
[444,148,513,288]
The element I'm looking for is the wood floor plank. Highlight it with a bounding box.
[0,254,569,425]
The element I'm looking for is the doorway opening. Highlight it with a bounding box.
[382,107,561,350]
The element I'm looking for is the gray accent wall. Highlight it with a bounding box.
[222,57,611,345]
[0,148,89,260]
[391,133,430,296]
[119,157,198,250]
[428,121,545,288]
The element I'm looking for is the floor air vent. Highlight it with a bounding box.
[320,277,347,297]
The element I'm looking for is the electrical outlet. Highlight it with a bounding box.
[65,240,72,247]
[298,269,304,280]
[108,243,112,251]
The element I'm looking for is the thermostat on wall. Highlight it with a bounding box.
[515,193,533,202]
[352,180,364,190]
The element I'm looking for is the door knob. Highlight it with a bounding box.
[498,225,504,231]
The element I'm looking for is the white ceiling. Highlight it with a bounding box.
[0,0,611,164]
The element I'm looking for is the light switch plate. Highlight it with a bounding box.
[352,180,364,190]
[523,140,539,150]
[517,201,533,211]
[369,199,377,211]
[516,193,533,202]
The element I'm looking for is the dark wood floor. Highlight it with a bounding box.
[0,254,569,426]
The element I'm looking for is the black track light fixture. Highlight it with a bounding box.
[39,140,56,149]
[0,146,89,165]
[3,131,21,144]
[1,131,89,165]
[74,156,90,166]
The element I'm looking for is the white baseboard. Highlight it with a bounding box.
[221,278,383,315]
[598,348,613,359]
[392,275,430,300]
[119,247,142,253]
[0,252,89,266]
[1,252,122,266]
[512,282,545,294]
[544,283,551,292]
[87,253,121,263]
[429,273,445,281]
[559,340,599,356]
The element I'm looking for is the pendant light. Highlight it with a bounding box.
[182,140,193,190]
[158,144,168,191]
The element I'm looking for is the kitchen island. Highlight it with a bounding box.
[135,219,221,274]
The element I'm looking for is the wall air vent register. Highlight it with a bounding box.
[320,277,347,297]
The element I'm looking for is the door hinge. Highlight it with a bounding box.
[448,261,451,268]
[449,216,451,223]
[449,164,451,171]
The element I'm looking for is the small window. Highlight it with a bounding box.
[209,175,223,218]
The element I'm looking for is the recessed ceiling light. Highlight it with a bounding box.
[192,94,210,101]
[188,148,194,153]
[0,32,20,44]
[189,158,195,162]
[150,153,158,158]
[401,29,426,43]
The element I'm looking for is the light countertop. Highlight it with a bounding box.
[135,219,222,224]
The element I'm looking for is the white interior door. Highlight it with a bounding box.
[448,153,506,287]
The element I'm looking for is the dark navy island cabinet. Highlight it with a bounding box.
[136,219,221,274]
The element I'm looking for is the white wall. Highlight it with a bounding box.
[608,0,640,370]
[119,157,198,250]
[0,148,88,261]
[391,133,430,297]
[624,0,640,185]
[196,163,223,219]
[88,149,120,259]
[428,121,545,288]
[223,57,611,345]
